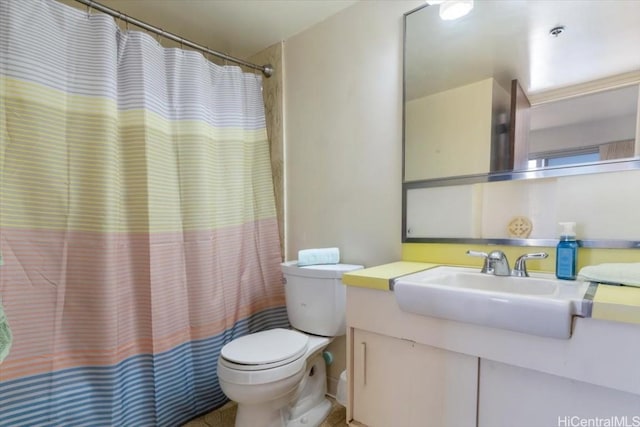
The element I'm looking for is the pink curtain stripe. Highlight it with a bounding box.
[0,218,284,381]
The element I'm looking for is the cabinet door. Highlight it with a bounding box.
[479,359,640,427]
[351,329,478,427]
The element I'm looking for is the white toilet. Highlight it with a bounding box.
[217,260,363,427]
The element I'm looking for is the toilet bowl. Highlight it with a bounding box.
[217,261,363,427]
[217,329,331,427]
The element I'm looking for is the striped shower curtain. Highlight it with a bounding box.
[0,0,288,425]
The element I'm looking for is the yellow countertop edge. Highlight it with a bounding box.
[342,261,439,291]
[592,284,640,324]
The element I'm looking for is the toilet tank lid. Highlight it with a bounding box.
[281,261,364,279]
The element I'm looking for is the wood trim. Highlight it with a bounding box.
[509,79,531,171]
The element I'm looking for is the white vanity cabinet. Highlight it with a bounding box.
[350,328,477,427]
[479,360,640,427]
[346,285,640,427]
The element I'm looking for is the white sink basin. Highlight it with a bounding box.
[394,266,592,339]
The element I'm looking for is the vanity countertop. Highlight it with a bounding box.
[592,284,640,324]
[343,261,640,325]
[342,261,437,291]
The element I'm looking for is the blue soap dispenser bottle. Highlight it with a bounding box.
[556,222,578,280]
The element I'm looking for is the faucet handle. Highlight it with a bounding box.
[466,250,488,258]
[466,250,490,273]
[512,252,549,277]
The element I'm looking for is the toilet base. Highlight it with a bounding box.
[233,353,331,427]
[234,395,332,427]
[235,402,286,427]
[286,398,331,427]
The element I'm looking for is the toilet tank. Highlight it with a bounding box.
[281,261,363,337]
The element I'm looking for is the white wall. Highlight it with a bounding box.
[283,0,423,395]
[406,170,640,241]
[283,0,422,267]
[406,185,483,238]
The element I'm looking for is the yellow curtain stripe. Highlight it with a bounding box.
[1,77,276,233]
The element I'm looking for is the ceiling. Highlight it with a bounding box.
[65,0,358,59]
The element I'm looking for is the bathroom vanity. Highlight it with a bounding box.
[344,264,640,427]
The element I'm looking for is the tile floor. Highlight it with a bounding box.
[182,397,347,427]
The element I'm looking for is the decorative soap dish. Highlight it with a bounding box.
[507,216,532,238]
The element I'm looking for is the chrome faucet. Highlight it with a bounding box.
[466,250,511,276]
[512,252,549,277]
[467,250,549,277]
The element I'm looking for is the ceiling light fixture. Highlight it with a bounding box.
[438,0,474,21]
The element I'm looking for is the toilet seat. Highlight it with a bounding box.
[220,328,309,370]
[217,329,312,385]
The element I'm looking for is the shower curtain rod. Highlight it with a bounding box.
[74,0,274,77]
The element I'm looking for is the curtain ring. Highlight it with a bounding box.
[86,0,93,17]
[157,29,164,45]
[117,12,124,30]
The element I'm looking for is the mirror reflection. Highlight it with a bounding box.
[528,85,639,169]
[404,0,640,182]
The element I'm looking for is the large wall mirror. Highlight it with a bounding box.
[404,0,640,183]
[403,0,640,247]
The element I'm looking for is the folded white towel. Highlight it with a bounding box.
[578,263,640,287]
[297,247,340,267]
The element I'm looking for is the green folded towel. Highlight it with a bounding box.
[0,298,12,363]
[578,263,640,287]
